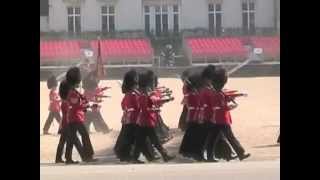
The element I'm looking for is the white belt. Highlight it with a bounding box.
[125,108,135,112]
[147,108,160,111]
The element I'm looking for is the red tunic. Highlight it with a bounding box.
[181,85,189,105]
[199,87,217,124]
[185,92,201,124]
[60,100,70,130]
[136,91,160,128]
[67,89,87,124]
[49,89,61,112]
[212,92,233,125]
[121,90,140,124]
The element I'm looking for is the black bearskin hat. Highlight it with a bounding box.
[185,68,203,92]
[201,65,216,81]
[212,68,228,91]
[138,69,153,89]
[66,67,81,87]
[146,69,155,89]
[181,68,191,81]
[122,69,138,94]
[47,75,58,89]
[59,79,72,100]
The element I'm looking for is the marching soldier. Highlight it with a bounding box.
[55,80,86,164]
[206,68,250,161]
[65,67,97,162]
[200,65,236,162]
[179,70,206,161]
[178,69,191,131]
[131,69,175,163]
[43,75,61,135]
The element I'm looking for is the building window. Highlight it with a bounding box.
[173,5,179,33]
[101,5,115,33]
[155,6,161,36]
[208,3,222,36]
[155,5,169,36]
[242,1,255,35]
[162,6,168,35]
[67,7,81,34]
[144,6,150,35]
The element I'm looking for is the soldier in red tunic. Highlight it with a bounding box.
[178,69,190,131]
[206,68,250,161]
[114,69,159,163]
[114,69,140,162]
[131,69,175,163]
[65,67,97,162]
[179,70,206,161]
[55,80,86,164]
[43,75,61,135]
[200,65,236,162]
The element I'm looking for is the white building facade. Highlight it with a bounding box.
[44,0,277,36]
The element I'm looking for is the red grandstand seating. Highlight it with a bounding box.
[40,40,81,61]
[250,36,280,59]
[90,38,154,63]
[186,37,248,60]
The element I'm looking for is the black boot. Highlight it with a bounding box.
[131,159,145,164]
[65,160,79,164]
[159,149,175,162]
[55,159,65,163]
[84,157,98,162]
[239,153,251,161]
[226,154,238,161]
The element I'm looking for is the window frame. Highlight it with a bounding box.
[144,5,151,34]
[208,3,222,36]
[101,5,115,33]
[242,1,255,35]
[67,7,81,34]
[173,5,179,33]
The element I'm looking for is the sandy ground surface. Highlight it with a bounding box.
[40,77,280,163]
[41,160,280,180]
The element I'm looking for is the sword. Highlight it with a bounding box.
[227,58,253,75]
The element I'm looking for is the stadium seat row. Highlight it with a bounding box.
[186,36,280,59]
[40,39,153,62]
[187,37,248,59]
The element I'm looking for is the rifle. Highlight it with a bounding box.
[95,95,111,98]
[223,89,248,103]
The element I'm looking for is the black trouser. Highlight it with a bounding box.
[115,124,157,161]
[178,106,188,131]
[71,122,94,159]
[85,111,110,133]
[114,124,136,161]
[133,126,168,161]
[206,124,245,159]
[56,125,86,161]
[205,123,234,160]
[43,112,61,133]
[179,122,208,160]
